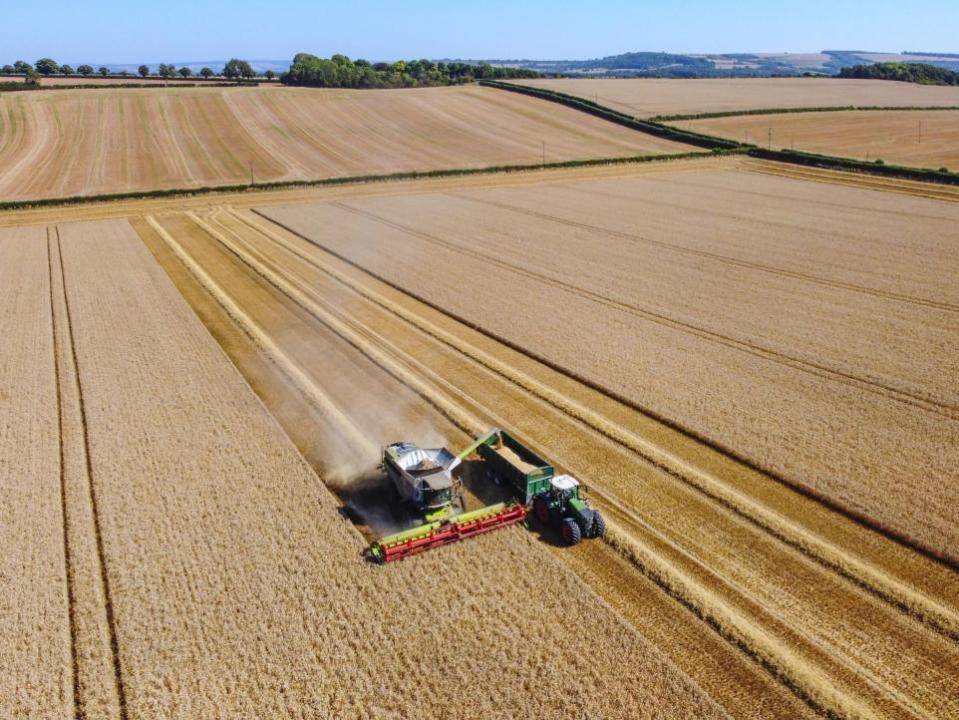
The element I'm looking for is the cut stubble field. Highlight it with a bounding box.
[513,77,959,117]
[682,110,959,170]
[0,84,693,201]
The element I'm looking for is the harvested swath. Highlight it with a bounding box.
[0,227,69,718]
[513,77,959,118]
[0,85,694,201]
[259,166,959,562]
[55,218,723,718]
[683,110,959,170]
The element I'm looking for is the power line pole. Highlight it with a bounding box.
[542,140,545,166]
[918,120,922,145]
[250,161,255,186]
[767,127,772,150]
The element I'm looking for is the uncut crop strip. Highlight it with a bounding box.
[258,179,959,563]
[332,197,957,419]
[0,228,69,719]
[235,206,959,637]
[186,208,959,719]
[119,215,727,720]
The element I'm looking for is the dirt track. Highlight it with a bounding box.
[133,175,959,719]
[0,84,693,201]
[514,77,959,117]
[683,110,959,170]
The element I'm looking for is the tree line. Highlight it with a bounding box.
[1,58,276,82]
[281,53,540,88]
[838,62,959,86]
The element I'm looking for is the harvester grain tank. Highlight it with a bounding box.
[381,441,463,521]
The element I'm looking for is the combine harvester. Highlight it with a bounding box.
[369,429,605,563]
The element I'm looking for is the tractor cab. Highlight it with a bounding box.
[549,474,582,502]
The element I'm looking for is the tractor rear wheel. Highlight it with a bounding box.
[561,518,582,546]
[591,511,607,538]
[533,496,551,526]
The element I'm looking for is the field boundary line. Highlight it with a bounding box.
[250,207,959,622]
[0,149,725,212]
[215,209,916,720]
[484,81,959,188]
[54,228,130,720]
[46,228,79,720]
[334,197,959,418]
[652,105,959,122]
[144,215,378,461]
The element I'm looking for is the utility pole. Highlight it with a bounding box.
[542,140,545,166]
[767,127,772,150]
[250,161,255,186]
[918,120,923,145]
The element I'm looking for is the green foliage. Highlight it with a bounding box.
[223,58,254,79]
[98,66,110,76]
[178,66,192,78]
[200,67,214,79]
[13,60,31,74]
[838,62,959,85]
[77,64,94,76]
[35,58,60,75]
[1,64,14,74]
[157,63,177,78]
[138,64,150,77]
[747,147,959,186]
[60,64,74,76]
[281,53,540,89]
[264,69,276,80]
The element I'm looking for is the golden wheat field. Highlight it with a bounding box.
[3,71,959,720]
[514,77,959,117]
[1,215,730,719]
[679,109,959,169]
[0,84,693,201]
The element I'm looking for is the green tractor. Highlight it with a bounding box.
[475,429,605,546]
[531,474,605,545]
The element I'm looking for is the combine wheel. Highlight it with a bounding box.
[591,511,606,539]
[533,496,551,526]
[561,518,582,546]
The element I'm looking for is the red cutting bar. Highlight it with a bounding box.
[381,504,527,562]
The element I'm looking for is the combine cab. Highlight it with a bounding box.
[381,441,462,522]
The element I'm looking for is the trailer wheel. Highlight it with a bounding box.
[591,511,606,539]
[561,518,582,546]
[533,496,551,525]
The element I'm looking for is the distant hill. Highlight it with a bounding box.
[451,50,959,78]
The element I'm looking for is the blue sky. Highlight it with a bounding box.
[3,0,956,64]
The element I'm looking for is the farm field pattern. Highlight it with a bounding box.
[513,77,959,117]
[683,110,959,170]
[0,84,693,201]
[1,217,723,719]
[134,160,959,720]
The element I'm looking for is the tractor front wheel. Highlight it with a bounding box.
[533,496,551,526]
[561,518,582,546]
